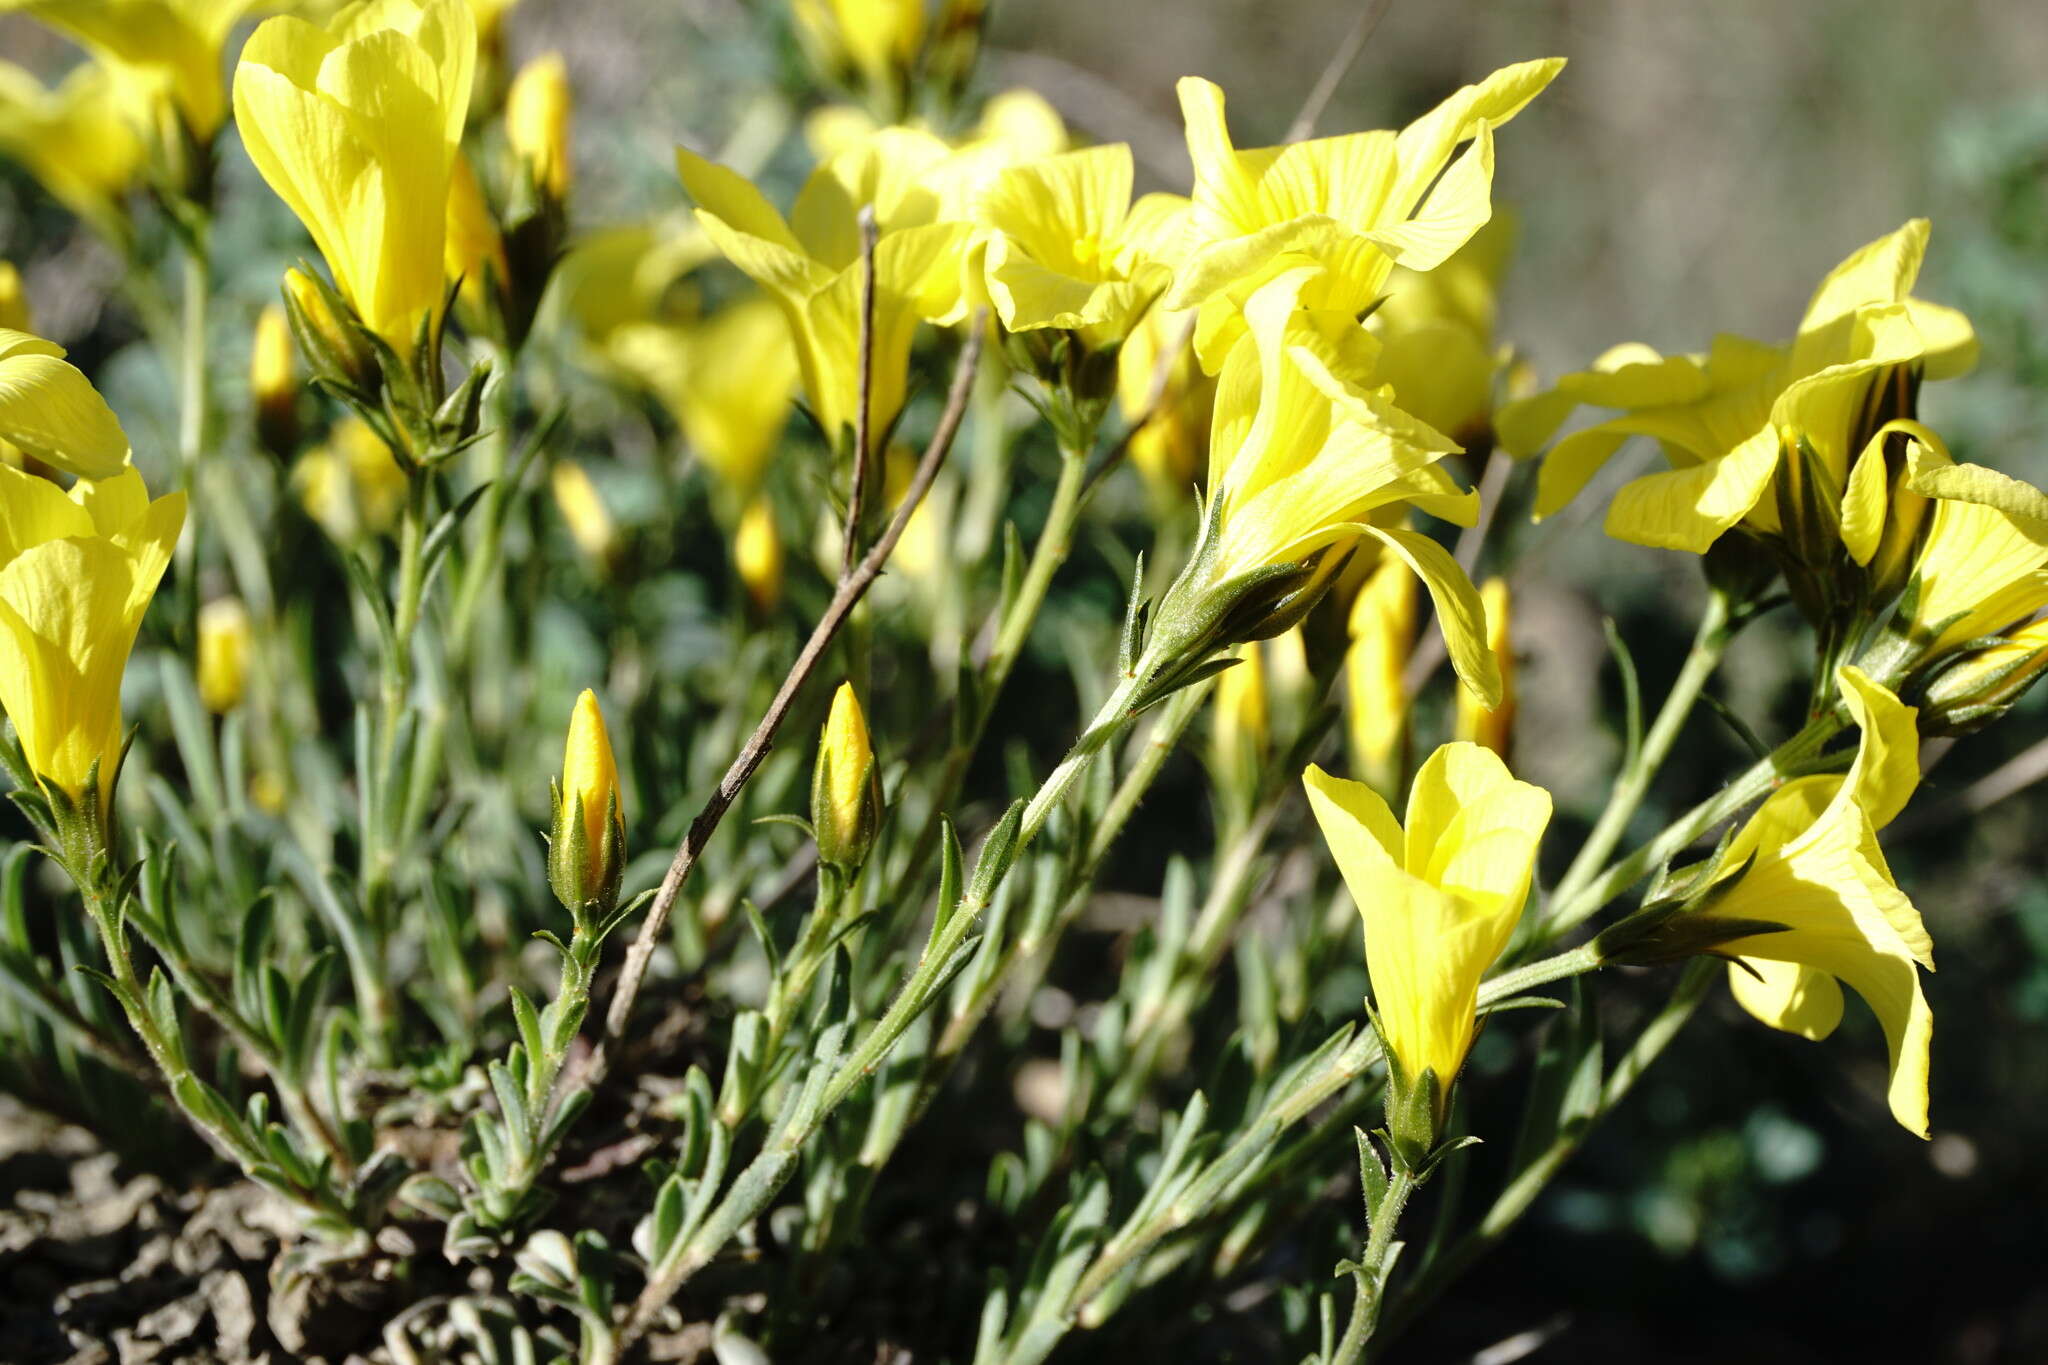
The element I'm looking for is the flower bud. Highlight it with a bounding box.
[1918,617,2048,736]
[1454,578,1515,759]
[0,262,27,332]
[505,54,572,204]
[1345,554,1414,799]
[282,267,379,396]
[551,460,616,570]
[811,682,879,872]
[1210,641,1268,807]
[734,496,783,614]
[550,689,625,916]
[197,597,252,714]
[251,302,298,458]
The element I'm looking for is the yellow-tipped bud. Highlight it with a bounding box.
[734,496,784,613]
[282,266,379,395]
[0,263,27,332]
[812,682,879,872]
[505,53,572,202]
[550,688,625,915]
[551,460,616,569]
[1455,578,1516,759]
[1345,555,1416,799]
[251,302,298,458]
[1920,617,2048,735]
[197,597,252,714]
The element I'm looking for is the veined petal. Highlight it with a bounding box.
[1798,219,1928,336]
[676,146,805,255]
[1839,428,1891,565]
[0,329,130,479]
[1387,57,1565,212]
[1362,123,1495,273]
[1604,425,1781,552]
[1833,666,1919,832]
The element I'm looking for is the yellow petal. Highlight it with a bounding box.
[1838,428,1891,565]
[1361,524,1500,709]
[1727,958,1845,1041]
[1603,425,1781,552]
[0,329,130,479]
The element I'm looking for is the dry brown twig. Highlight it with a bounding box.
[588,313,986,1086]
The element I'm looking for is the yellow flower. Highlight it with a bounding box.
[550,460,615,567]
[0,465,185,808]
[196,596,251,713]
[0,0,268,144]
[0,330,132,481]
[233,0,478,350]
[505,51,570,200]
[791,0,925,103]
[1184,265,1499,707]
[1345,552,1414,797]
[733,496,784,613]
[1686,667,1933,1137]
[974,144,1176,352]
[1454,577,1515,758]
[1502,220,1977,554]
[1168,59,1564,371]
[811,681,878,870]
[1303,745,1551,1108]
[0,263,27,333]
[605,296,799,501]
[676,130,970,445]
[0,60,144,238]
[550,687,624,913]
[293,416,407,540]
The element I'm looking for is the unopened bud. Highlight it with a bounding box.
[1346,554,1414,799]
[1455,578,1515,759]
[283,267,379,395]
[734,496,783,613]
[506,54,572,204]
[197,597,252,714]
[551,460,616,569]
[1919,617,2048,736]
[251,303,298,458]
[1211,640,1269,804]
[811,682,879,872]
[549,689,625,916]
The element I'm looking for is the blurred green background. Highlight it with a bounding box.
[5,1,2048,1361]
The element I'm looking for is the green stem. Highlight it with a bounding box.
[447,341,516,671]
[1329,1165,1415,1365]
[899,442,1093,893]
[1376,960,1716,1349]
[1478,941,1604,1003]
[1540,712,1845,941]
[623,668,1152,1343]
[1550,589,1733,913]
